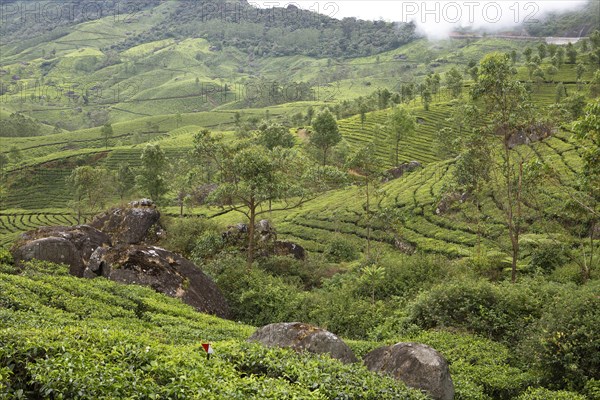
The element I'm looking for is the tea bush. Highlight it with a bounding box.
[515,387,587,400]
[406,278,543,344]
[324,235,359,263]
[528,280,600,391]
[0,265,429,399]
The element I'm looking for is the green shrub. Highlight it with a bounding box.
[21,260,69,276]
[298,280,389,339]
[208,256,302,326]
[259,255,328,289]
[373,253,450,299]
[550,262,585,284]
[461,251,508,281]
[515,387,586,400]
[406,278,542,344]
[0,249,15,274]
[529,281,600,391]
[161,216,220,257]
[192,230,225,260]
[0,249,12,265]
[526,242,570,274]
[584,379,600,399]
[324,235,359,262]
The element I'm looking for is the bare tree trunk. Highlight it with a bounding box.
[510,235,519,283]
[247,200,256,269]
[585,221,595,282]
[508,160,524,283]
[366,178,371,259]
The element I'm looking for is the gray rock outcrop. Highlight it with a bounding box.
[248,322,357,364]
[90,199,161,245]
[223,220,305,260]
[274,240,306,260]
[363,342,454,400]
[383,161,422,182]
[10,201,230,318]
[11,225,111,276]
[83,244,230,318]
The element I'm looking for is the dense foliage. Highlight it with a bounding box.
[0,261,428,399]
[115,1,417,58]
[0,113,41,137]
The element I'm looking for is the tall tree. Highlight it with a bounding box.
[571,99,600,281]
[116,162,135,201]
[100,123,113,149]
[347,142,382,259]
[452,116,493,258]
[306,106,314,125]
[377,88,391,110]
[310,108,341,165]
[386,106,415,166]
[523,47,533,63]
[257,122,295,150]
[566,42,577,64]
[445,66,464,99]
[168,158,197,217]
[67,166,113,224]
[359,102,368,130]
[137,143,168,202]
[421,85,432,111]
[194,131,345,267]
[471,52,545,283]
[537,43,547,59]
[576,63,586,83]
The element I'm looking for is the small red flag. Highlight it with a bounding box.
[201,343,214,359]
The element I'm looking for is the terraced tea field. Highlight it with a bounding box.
[337,106,443,167]
[0,211,86,247]
[1,103,587,262]
[244,130,585,261]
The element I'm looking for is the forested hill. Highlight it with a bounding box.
[525,0,600,37]
[115,1,418,58]
[0,0,417,59]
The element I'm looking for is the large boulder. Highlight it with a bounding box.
[256,219,277,242]
[363,342,454,400]
[506,123,554,149]
[83,244,230,318]
[274,241,306,260]
[435,192,469,215]
[90,199,161,245]
[11,225,111,276]
[222,221,305,260]
[248,322,357,364]
[383,161,421,182]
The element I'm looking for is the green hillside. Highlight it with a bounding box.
[2,1,600,398]
[0,261,431,399]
